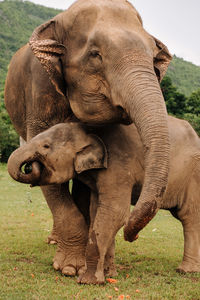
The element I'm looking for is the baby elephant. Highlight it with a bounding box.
[8,116,200,283]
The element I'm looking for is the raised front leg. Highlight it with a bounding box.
[78,184,131,284]
[42,183,88,276]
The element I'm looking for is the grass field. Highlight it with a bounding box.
[0,163,200,299]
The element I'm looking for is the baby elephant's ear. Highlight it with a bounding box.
[74,135,108,174]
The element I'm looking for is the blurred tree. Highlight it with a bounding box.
[0,99,19,162]
[183,113,200,137]
[186,89,200,116]
[161,76,187,116]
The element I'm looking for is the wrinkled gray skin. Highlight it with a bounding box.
[8,116,200,283]
[5,0,172,283]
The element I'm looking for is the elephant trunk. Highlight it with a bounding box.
[112,55,170,241]
[7,146,42,185]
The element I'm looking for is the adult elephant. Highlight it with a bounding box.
[5,0,172,281]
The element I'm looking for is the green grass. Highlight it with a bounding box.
[0,163,200,299]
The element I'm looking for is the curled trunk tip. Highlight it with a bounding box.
[8,149,42,185]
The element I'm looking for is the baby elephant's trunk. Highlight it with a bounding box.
[7,146,42,185]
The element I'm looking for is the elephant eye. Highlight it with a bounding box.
[43,144,50,149]
[89,50,102,61]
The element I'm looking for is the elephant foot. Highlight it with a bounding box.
[176,261,200,273]
[77,255,117,284]
[53,246,86,276]
[77,269,105,285]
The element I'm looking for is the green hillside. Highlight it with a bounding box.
[167,56,200,97]
[0,0,61,92]
[0,0,200,97]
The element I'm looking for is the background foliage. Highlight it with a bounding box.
[1,0,200,161]
[0,0,61,91]
[0,0,61,161]
[167,55,200,97]
[161,77,200,135]
[0,100,19,162]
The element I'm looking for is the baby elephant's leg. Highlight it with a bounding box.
[104,240,118,277]
[78,181,131,284]
[89,191,118,278]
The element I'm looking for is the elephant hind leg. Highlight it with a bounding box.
[177,221,200,273]
[177,167,200,273]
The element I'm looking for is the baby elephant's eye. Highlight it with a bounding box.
[43,144,50,149]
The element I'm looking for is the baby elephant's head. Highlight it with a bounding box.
[7,123,107,186]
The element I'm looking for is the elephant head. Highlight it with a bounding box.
[28,0,172,240]
[7,123,107,185]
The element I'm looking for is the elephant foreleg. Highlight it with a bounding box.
[104,240,118,277]
[41,183,88,276]
[88,190,117,278]
[78,186,131,284]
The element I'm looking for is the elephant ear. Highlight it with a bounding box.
[152,36,172,82]
[74,135,108,174]
[29,19,66,96]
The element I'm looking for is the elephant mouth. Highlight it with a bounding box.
[19,160,45,186]
[21,161,39,175]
